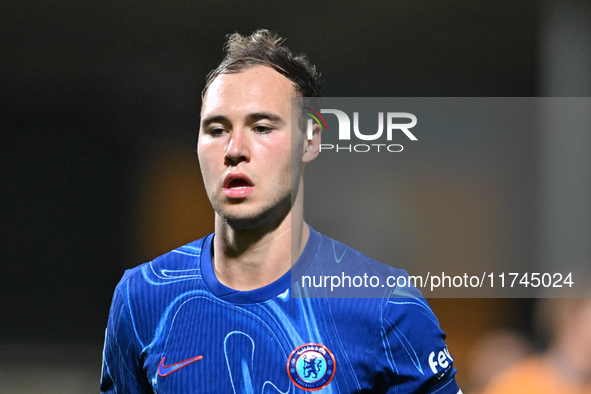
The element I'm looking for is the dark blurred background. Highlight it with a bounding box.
[2,0,590,392]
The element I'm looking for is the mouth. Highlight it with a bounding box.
[222,173,254,198]
[226,179,252,189]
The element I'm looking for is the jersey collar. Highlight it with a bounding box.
[200,225,321,303]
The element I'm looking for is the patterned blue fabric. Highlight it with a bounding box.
[101,227,460,393]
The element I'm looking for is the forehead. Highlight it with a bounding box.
[201,65,297,117]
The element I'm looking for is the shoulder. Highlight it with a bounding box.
[114,235,211,299]
[301,227,421,298]
[106,235,213,347]
[313,228,406,274]
[304,230,460,389]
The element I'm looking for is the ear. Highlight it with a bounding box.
[302,123,321,163]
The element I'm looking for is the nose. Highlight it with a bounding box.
[225,128,250,165]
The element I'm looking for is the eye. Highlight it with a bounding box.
[208,127,226,137]
[253,125,273,134]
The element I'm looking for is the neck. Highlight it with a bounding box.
[212,187,309,291]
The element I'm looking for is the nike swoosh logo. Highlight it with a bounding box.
[158,355,203,377]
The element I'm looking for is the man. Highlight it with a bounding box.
[100,29,461,393]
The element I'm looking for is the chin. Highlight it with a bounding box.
[214,196,291,231]
[221,215,266,231]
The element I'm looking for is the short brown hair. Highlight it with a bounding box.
[202,29,321,99]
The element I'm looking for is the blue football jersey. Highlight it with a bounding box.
[101,226,461,393]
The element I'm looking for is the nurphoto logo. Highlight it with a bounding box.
[304,107,417,153]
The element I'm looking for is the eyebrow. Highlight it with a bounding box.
[201,112,284,127]
[246,112,284,124]
[200,115,228,127]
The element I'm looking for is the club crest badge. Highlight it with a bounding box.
[287,343,336,391]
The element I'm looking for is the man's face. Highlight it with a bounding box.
[198,65,304,229]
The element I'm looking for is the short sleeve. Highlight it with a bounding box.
[380,296,461,394]
[100,276,151,394]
